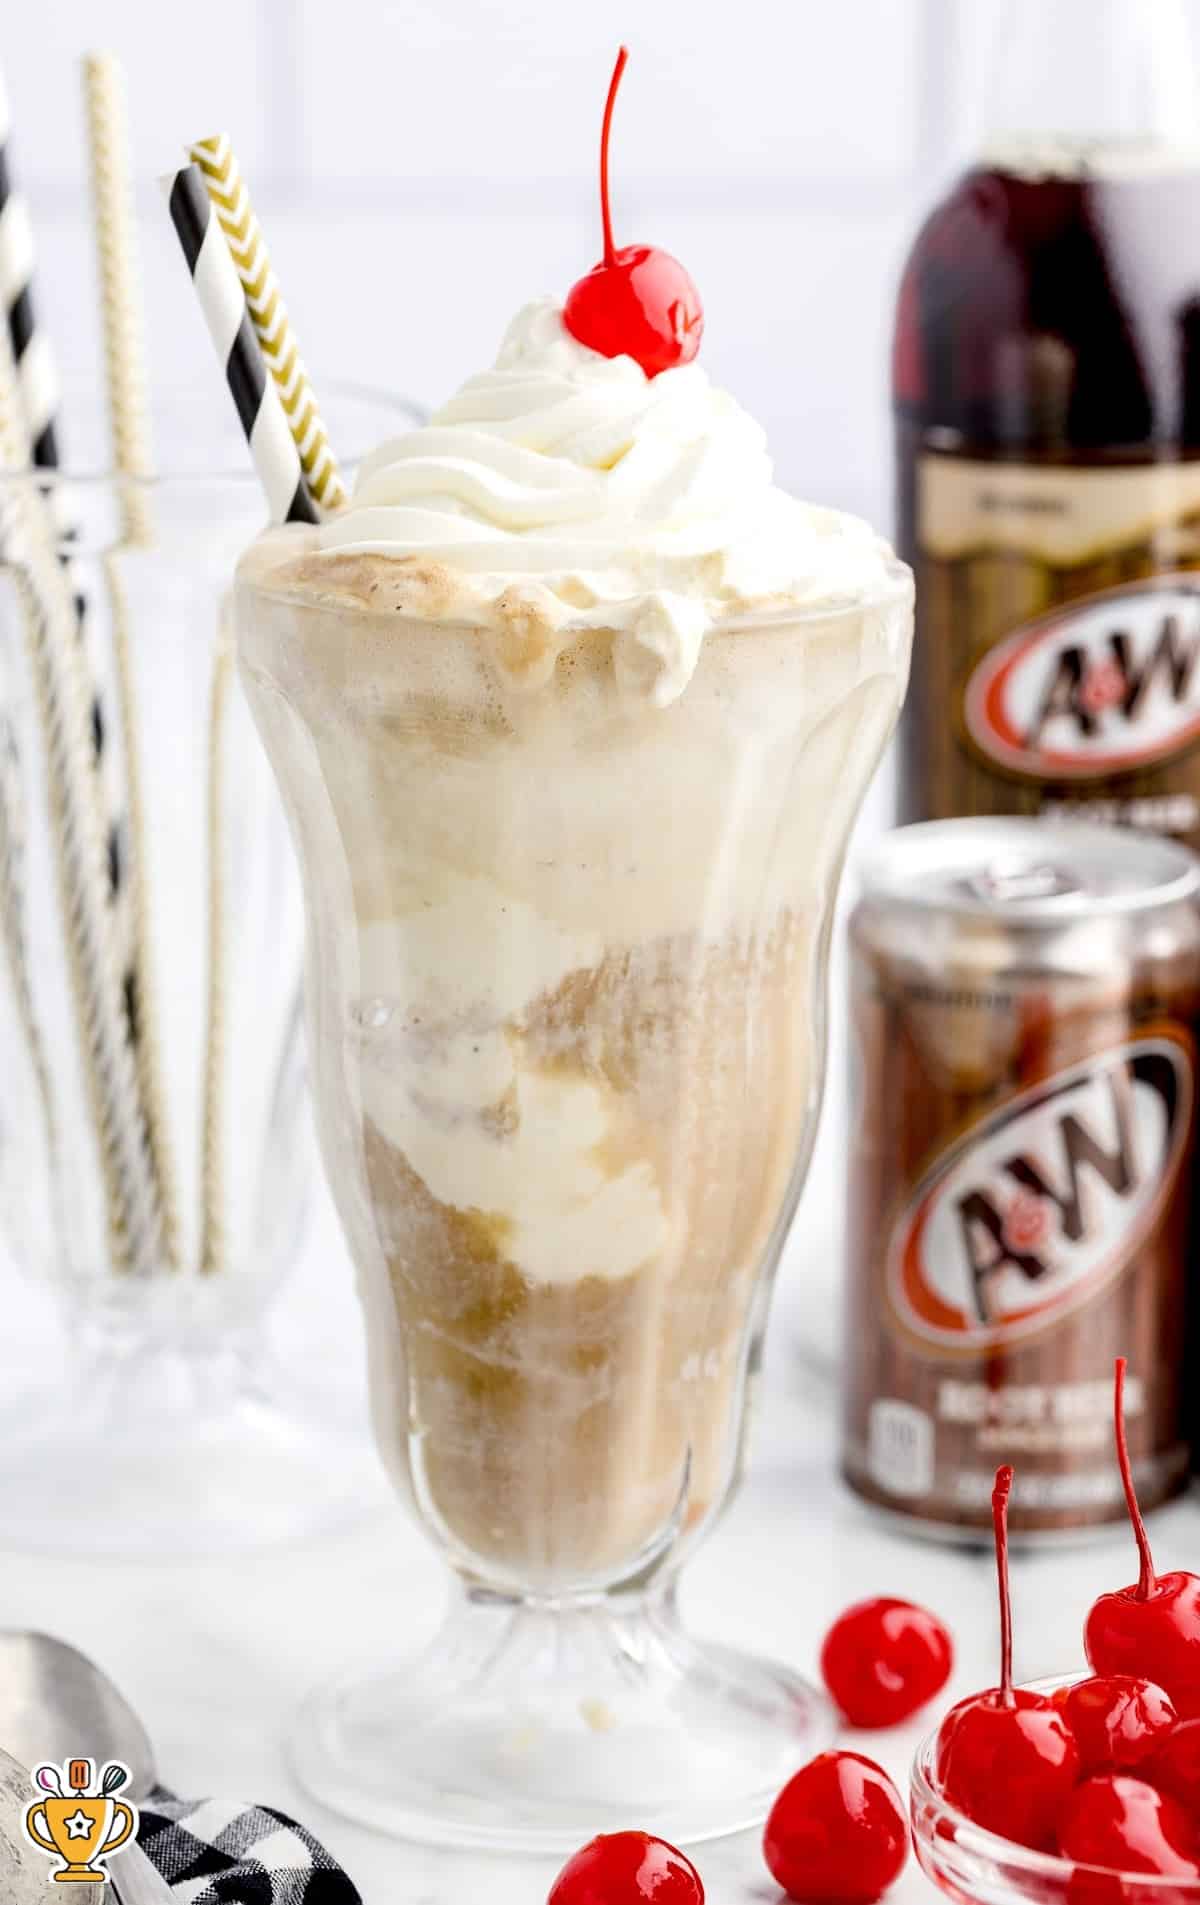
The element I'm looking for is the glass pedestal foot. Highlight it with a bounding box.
[0,1325,388,1555]
[289,1582,834,1853]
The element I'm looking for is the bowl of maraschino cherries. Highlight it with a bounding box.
[914,1359,1200,1904]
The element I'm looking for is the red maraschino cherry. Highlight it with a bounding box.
[820,1597,954,1729]
[547,1831,704,1905]
[563,47,703,378]
[1145,1718,1200,1813]
[1085,1359,1200,1719]
[1057,1775,1200,1877]
[935,1466,1080,1849]
[762,1752,909,1903]
[1054,1675,1177,1778]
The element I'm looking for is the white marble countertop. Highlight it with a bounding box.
[3,1258,1196,1905]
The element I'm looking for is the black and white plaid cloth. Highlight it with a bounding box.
[136,1790,361,1903]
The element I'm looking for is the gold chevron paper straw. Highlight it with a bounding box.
[82,54,154,546]
[188,133,347,511]
[198,605,233,1276]
[99,550,180,1267]
[82,51,180,1270]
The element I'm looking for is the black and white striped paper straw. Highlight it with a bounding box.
[0,61,93,644]
[164,166,318,526]
[0,65,59,468]
[188,134,346,511]
[0,59,111,801]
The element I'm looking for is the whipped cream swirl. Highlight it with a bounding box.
[317,298,896,703]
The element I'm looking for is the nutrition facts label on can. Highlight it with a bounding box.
[867,1400,935,1500]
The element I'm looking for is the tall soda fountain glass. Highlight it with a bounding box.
[237,295,913,1847]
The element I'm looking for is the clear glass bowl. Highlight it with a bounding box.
[912,1675,1200,1905]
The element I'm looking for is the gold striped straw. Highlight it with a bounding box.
[82,50,180,1270]
[197,601,233,1275]
[82,54,155,546]
[188,133,347,511]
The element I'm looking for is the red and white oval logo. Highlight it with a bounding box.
[888,1035,1192,1350]
[963,578,1200,780]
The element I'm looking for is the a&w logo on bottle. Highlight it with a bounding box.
[888,1035,1192,1349]
[963,578,1200,779]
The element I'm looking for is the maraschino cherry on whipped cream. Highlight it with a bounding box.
[562,46,704,377]
[302,46,894,711]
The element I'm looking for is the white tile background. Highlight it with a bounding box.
[1,0,978,525]
[7,0,1200,506]
[6,0,1200,1362]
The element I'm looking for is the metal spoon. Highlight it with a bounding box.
[0,1746,50,1904]
[0,1632,154,1794]
[0,1631,170,1903]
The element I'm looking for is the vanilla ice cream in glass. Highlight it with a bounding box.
[235,52,912,1852]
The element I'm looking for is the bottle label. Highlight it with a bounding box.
[964,577,1200,777]
[913,455,1200,835]
[886,1032,1193,1350]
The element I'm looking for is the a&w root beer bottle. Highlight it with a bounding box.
[895,0,1200,844]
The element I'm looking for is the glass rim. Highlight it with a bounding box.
[0,377,423,489]
[240,551,914,633]
[911,1674,1200,1893]
[720,554,913,629]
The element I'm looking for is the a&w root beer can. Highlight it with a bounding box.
[844,818,1200,1542]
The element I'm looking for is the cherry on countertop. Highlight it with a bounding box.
[563,47,703,379]
[547,1831,704,1905]
[820,1597,953,1730]
[935,1466,1080,1850]
[1084,1360,1200,1720]
[1054,1676,1177,1778]
[762,1751,909,1903]
[1057,1774,1200,1878]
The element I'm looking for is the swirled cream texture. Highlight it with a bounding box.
[311,297,895,703]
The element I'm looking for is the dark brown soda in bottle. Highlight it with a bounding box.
[894,1,1200,848]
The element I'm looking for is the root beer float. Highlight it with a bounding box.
[894,0,1200,845]
[843,819,1200,1541]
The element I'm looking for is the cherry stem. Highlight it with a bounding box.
[993,1465,1015,1707]
[1114,1357,1157,1601]
[598,45,628,268]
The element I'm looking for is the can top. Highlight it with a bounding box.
[858,819,1200,920]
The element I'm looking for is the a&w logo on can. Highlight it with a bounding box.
[963,578,1200,779]
[888,1035,1192,1349]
